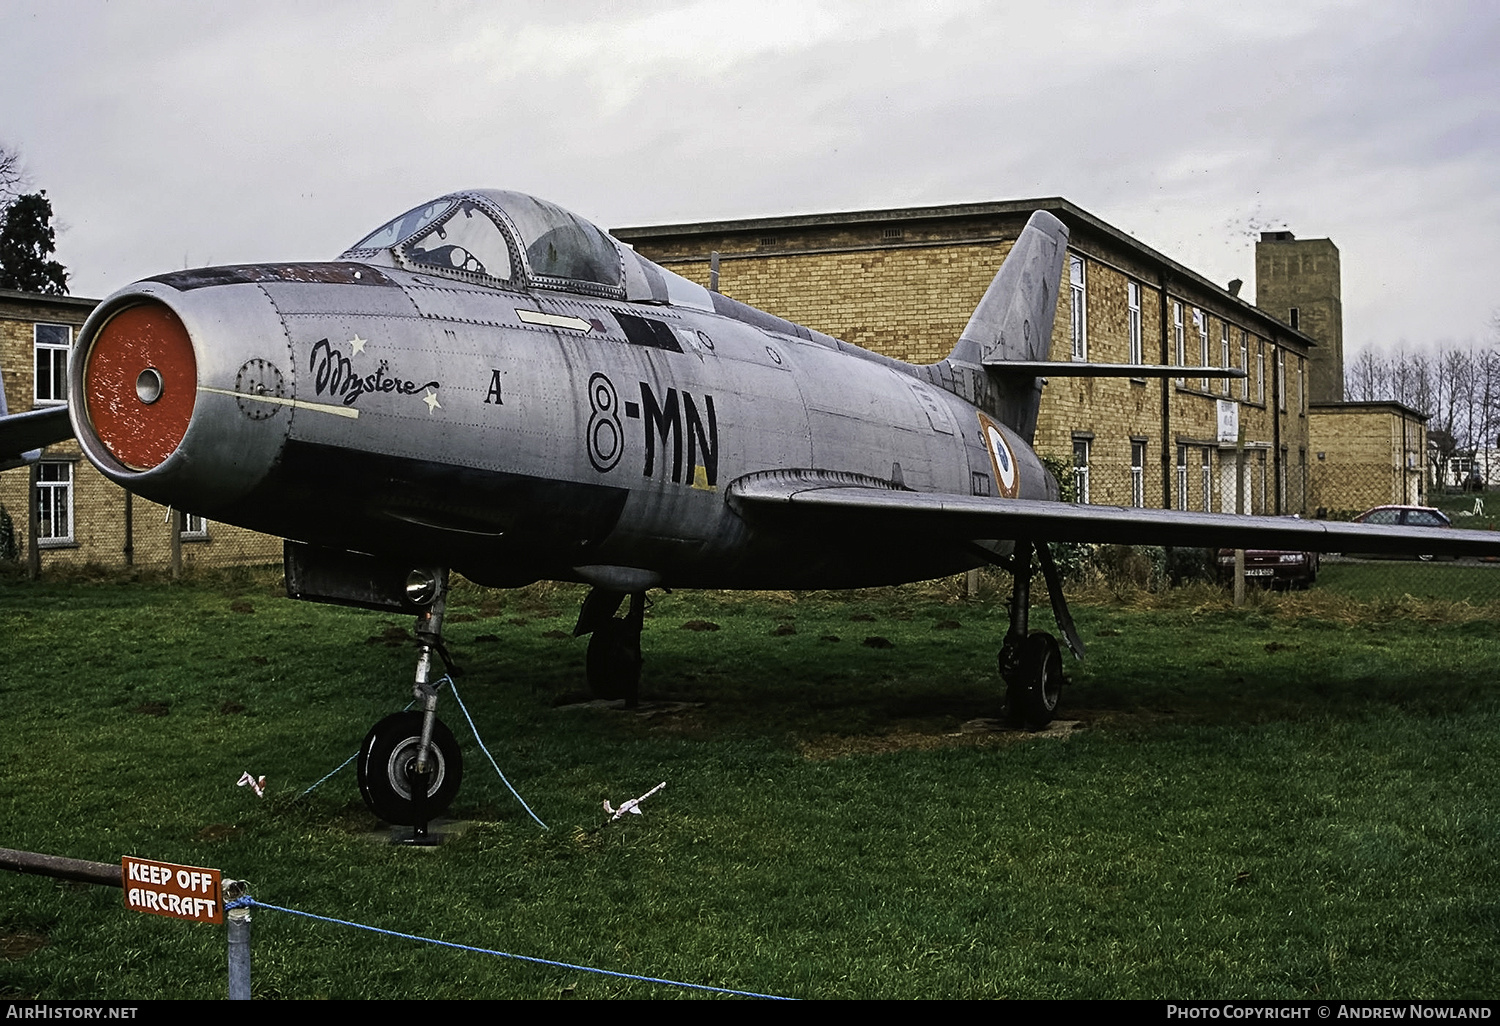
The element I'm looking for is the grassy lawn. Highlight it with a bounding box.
[1,568,1497,999]
[1318,558,1500,604]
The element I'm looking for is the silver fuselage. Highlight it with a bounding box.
[68,261,1054,589]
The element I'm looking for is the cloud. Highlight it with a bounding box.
[0,0,1494,350]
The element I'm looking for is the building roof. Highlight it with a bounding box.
[0,289,99,314]
[615,197,1319,349]
[1310,399,1428,422]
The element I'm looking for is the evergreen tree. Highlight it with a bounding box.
[0,190,68,295]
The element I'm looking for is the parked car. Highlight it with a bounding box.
[1350,504,1453,560]
[1216,547,1319,588]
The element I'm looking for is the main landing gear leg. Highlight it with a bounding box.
[996,541,1066,731]
[576,588,645,708]
[357,570,464,841]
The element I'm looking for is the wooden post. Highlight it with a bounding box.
[123,489,134,567]
[171,508,183,579]
[26,461,40,581]
[1234,420,1246,607]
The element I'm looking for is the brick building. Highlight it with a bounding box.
[615,199,1319,516]
[1255,230,1428,510]
[1308,400,1427,514]
[0,289,279,574]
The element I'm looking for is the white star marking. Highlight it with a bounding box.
[348,335,367,355]
[423,389,442,414]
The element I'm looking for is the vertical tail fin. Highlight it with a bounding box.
[948,210,1069,442]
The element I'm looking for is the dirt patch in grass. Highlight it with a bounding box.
[797,719,1080,760]
[0,932,47,961]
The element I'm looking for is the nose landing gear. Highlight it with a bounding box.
[352,568,464,841]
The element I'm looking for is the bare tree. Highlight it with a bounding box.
[0,141,26,208]
[1347,348,1386,401]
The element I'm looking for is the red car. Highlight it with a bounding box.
[1217,547,1319,588]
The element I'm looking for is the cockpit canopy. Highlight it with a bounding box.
[341,189,626,298]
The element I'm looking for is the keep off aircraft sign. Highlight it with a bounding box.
[122,856,223,924]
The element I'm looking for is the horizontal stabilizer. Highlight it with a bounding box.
[987,362,1246,379]
[729,476,1500,559]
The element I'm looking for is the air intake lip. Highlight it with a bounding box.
[83,301,197,471]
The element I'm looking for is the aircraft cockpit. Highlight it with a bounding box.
[341,190,627,299]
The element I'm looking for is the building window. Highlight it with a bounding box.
[1196,309,1209,391]
[1257,344,1266,403]
[34,324,71,405]
[1299,357,1307,413]
[1277,349,1286,412]
[1072,438,1091,503]
[1173,302,1185,385]
[35,461,73,545]
[1069,255,1087,360]
[1176,444,1188,511]
[1201,448,1213,514]
[1127,282,1142,364]
[1220,325,1232,395]
[1130,440,1146,508]
[1289,307,1300,330]
[1256,449,1267,514]
[1240,332,1250,400]
[182,513,210,541]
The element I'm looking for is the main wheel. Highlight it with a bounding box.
[586,619,642,705]
[1004,632,1063,731]
[357,711,463,825]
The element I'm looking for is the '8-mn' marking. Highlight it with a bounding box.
[586,373,623,472]
[618,380,718,489]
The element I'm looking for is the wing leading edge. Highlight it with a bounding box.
[0,406,74,471]
[727,473,1500,558]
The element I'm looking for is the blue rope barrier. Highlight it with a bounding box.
[299,752,357,799]
[445,677,548,830]
[299,695,420,799]
[232,896,792,1000]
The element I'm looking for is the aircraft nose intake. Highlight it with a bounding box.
[82,301,197,471]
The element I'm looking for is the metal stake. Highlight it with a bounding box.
[224,879,251,1001]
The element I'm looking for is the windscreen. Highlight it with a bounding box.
[346,199,455,252]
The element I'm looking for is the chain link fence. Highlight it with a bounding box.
[1052,460,1500,604]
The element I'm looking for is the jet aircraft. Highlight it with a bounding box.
[6,189,1500,831]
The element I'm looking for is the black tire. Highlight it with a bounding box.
[1005,632,1063,731]
[586,618,641,705]
[357,711,463,825]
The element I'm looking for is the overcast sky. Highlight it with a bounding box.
[2,0,1495,357]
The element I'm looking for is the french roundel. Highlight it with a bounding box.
[979,413,1020,498]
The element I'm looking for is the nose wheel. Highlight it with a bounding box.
[357,711,464,826]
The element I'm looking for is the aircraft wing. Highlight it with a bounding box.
[727,473,1500,558]
[0,406,75,470]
